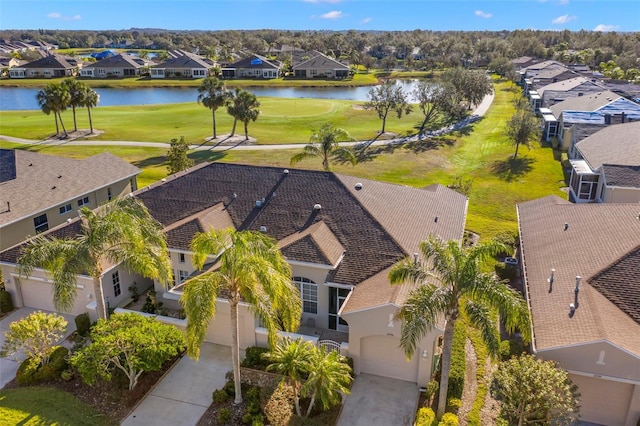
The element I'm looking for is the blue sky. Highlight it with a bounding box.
[1,0,638,32]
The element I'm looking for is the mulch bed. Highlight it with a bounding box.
[2,354,181,424]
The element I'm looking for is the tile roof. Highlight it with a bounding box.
[537,76,601,95]
[21,53,74,69]
[549,90,619,118]
[517,196,640,356]
[0,149,141,227]
[229,54,280,70]
[576,121,640,169]
[154,52,212,69]
[602,164,640,188]
[82,54,143,69]
[293,53,349,70]
[279,221,345,266]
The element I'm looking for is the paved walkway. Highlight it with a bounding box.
[121,343,231,426]
[337,373,419,426]
[0,92,494,152]
[0,307,76,389]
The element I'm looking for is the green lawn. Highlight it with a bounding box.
[0,96,421,144]
[0,79,566,238]
[0,387,115,426]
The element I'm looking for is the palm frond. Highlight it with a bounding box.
[464,300,501,357]
[180,272,221,359]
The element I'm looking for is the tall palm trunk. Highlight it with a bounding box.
[244,121,249,140]
[58,112,68,137]
[230,298,243,404]
[513,142,520,159]
[212,109,217,139]
[437,317,456,418]
[230,119,237,137]
[87,107,94,134]
[293,380,302,416]
[93,273,108,320]
[305,391,317,417]
[54,113,60,136]
[72,106,77,132]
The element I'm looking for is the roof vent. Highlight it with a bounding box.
[58,175,62,178]
[256,200,263,207]
[161,178,167,182]
[564,222,569,231]
[232,193,237,199]
[28,163,33,166]
[51,186,56,190]
[313,204,322,210]
[259,226,267,232]
[66,218,72,223]
[283,169,289,175]
[355,182,363,190]
[434,216,438,223]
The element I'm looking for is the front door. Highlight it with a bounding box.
[329,287,350,332]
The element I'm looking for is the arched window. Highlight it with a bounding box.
[293,277,318,314]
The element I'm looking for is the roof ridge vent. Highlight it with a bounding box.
[355,182,363,190]
[259,226,267,232]
[313,204,322,210]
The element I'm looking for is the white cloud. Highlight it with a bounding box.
[474,10,492,19]
[360,17,372,24]
[72,15,81,20]
[552,14,576,24]
[321,10,343,19]
[47,12,62,18]
[594,24,619,32]
[48,11,81,21]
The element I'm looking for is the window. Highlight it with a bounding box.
[293,277,317,314]
[107,187,112,201]
[112,271,121,297]
[59,204,72,214]
[33,214,49,233]
[130,179,135,192]
[179,253,186,263]
[178,270,189,283]
[77,196,89,207]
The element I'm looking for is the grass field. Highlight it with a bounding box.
[0,96,423,144]
[0,387,115,426]
[0,79,566,239]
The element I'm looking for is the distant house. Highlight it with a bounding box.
[150,51,215,79]
[293,52,350,79]
[568,122,640,203]
[0,56,21,74]
[519,61,571,92]
[80,54,146,78]
[517,195,640,426]
[531,76,607,110]
[511,56,538,70]
[9,53,77,79]
[0,149,140,252]
[221,54,280,79]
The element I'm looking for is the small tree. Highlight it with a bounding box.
[166,136,194,175]
[506,108,541,159]
[1,311,67,365]
[71,312,185,390]
[492,354,580,425]
[290,123,356,171]
[364,81,412,134]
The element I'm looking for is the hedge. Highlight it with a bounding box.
[16,346,69,384]
[447,321,466,400]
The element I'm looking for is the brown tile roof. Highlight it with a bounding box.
[279,221,345,266]
[517,195,640,356]
[576,121,640,169]
[82,54,143,70]
[293,53,349,71]
[154,52,212,69]
[21,53,75,69]
[549,90,619,117]
[229,54,280,70]
[602,164,640,188]
[0,149,140,227]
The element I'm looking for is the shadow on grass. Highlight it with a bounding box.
[131,150,226,169]
[402,136,455,154]
[491,156,537,182]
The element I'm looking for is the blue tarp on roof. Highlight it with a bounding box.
[91,50,116,60]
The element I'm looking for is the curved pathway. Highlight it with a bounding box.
[0,93,494,152]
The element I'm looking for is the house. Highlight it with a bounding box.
[530,76,607,110]
[150,51,215,79]
[293,52,350,79]
[518,60,566,89]
[221,54,280,79]
[517,196,640,426]
[80,54,146,78]
[9,53,77,79]
[511,56,538,70]
[541,90,640,148]
[0,162,468,386]
[0,149,140,252]
[568,122,640,203]
[525,67,578,101]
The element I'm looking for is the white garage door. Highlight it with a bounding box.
[360,335,419,383]
[20,279,56,312]
[571,374,633,426]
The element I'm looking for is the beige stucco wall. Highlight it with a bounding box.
[0,177,135,252]
[290,263,331,329]
[204,300,256,349]
[101,266,153,309]
[342,304,440,385]
[603,186,640,203]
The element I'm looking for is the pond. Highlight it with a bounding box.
[0,79,422,111]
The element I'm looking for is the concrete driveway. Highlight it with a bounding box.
[122,343,232,426]
[337,373,419,426]
[0,307,76,389]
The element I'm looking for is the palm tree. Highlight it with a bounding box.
[302,346,352,417]
[80,86,99,134]
[61,78,86,132]
[36,82,70,137]
[388,236,531,418]
[180,228,302,404]
[290,123,357,171]
[18,197,172,320]
[197,77,229,140]
[227,88,260,140]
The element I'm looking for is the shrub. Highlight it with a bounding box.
[248,400,261,415]
[492,230,518,258]
[439,413,459,426]
[494,262,518,280]
[242,413,253,424]
[263,382,294,426]
[61,368,74,381]
[0,289,13,313]
[223,379,235,397]
[499,339,526,361]
[242,346,270,369]
[425,380,439,402]
[448,321,466,400]
[251,415,265,426]
[447,398,462,414]
[212,388,229,404]
[217,407,231,424]
[246,385,260,402]
[1,311,67,365]
[415,407,436,426]
[16,346,69,384]
[74,313,91,337]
